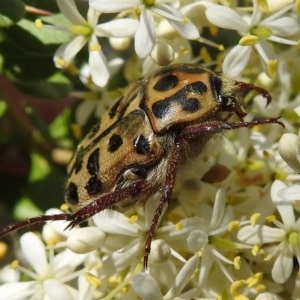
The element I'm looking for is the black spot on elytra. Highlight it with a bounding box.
[134,135,150,155]
[86,122,101,139]
[87,148,100,176]
[65,182,79,205]
[108,133,123,152]
[85,176,103,195]
[152,81,206,119]
[109,97,122,119]
[153,74,179,91]
[72,147,85,174]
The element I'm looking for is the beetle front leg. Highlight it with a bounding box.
[179,117,283,140]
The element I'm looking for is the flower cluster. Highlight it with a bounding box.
[1,0,300,299]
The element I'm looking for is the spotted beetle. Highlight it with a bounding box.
[0,64,283,268]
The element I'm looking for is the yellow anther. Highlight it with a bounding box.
[11,260,19,269]
[265,214,276,223]
[251,26,273,38]
[264,254,273,261]
[84,272,102,287]
[230,280,245,297]
[228,220,240,232]
[55,57,68,68]
[252,244,261,256]
[239,35,259,46]
[128,215,138,224]
[175,222,183,230]
[233,256,241,270]
[90,43,101,51]
[267,59,278,78]
[250,213,261,226]
[35,19,43,29]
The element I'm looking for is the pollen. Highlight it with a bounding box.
[246,272,263,288]
[128,215,138,224]
[250,213,261,226]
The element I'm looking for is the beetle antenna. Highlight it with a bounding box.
[0,213,72,238]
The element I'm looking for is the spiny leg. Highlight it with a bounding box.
[144,142,183,269]
[0,213,72,238]
[65,181,148,229]
[179,117,284,140]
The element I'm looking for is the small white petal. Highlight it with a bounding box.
[20,232,48,276]
[149,239,171,265]
[87,8,100,27]
[210,188,225,228]
[53,249,86,273]
[54,36,87,68]
[164,254,199,297]
[135,10,155,58]
[238,225,285,244]
[0,282,36,300]
[88,39,110,87]
[278,133,300,172]
[56,0,87,25]
[206,5,248,32]
[272,254,293,283]
[131,273,163,300]
[222,44,251,77]
[279,185,300,202]
[93,209,142,235]
[271,180,295,225]
[67,227,105,253]
[89,0,137,13]
[43,279,74,300]
[262,17,299,36]
[167,17,199,39]
[96,19,138,37]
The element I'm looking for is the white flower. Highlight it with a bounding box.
[0,232,87,300]
[238,180,300,284]
[43,0,138,86]
[206,1,299,77]
[89,0,199,58]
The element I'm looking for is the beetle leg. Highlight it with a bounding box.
[179,117,283,140]
[0,213,73,238]
[235,81,272,106]
[65,181,148,229]
[144,141,183,269]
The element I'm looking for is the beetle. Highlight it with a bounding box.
[0,64,283,268]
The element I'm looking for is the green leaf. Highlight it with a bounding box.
[0,0,25,27]
[19,16,72,45]
[29,152,50,182]
[14,197,43,220]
